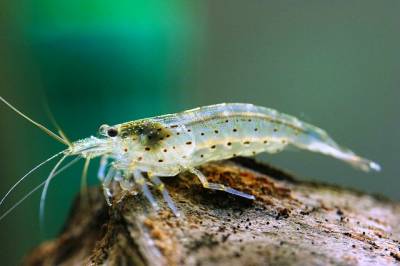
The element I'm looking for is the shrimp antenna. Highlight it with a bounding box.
[0,150,66,208]
[42,96,72,146]
[39,154,68,230]
[81,156,91,195]
[0,156,81,222]
[80,156,92,208]
[0,96,69,146]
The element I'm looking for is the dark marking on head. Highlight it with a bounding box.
[119,120,173,151]
[200,154,204,158]
[214,130,219,134]
[163,149,168,152]
[211,145,216,149]
[227,142,232,146]
[201,132,205,136]
[233,128,237,132]
[187,129,191,132]
[225,119,229,123]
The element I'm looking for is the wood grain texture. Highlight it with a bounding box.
[22,158,400,266]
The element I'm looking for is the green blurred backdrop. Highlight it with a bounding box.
[0,1,398,265]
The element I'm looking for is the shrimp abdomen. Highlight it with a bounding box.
[153,103,379,172]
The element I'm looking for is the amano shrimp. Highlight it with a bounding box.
[0,98,381,218]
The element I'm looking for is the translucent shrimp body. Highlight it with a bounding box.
[86,103,379,215]
[108,103,379,172]
[0,99,381,218]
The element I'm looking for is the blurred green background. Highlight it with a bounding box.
[0,1,398,264]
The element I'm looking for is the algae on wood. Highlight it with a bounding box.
[23,158,400,266]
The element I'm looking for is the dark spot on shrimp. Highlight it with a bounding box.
[200,154,204,158]
[187,129,191,132]
[107,127,119,137]
[225,119,229,123]
[173,146,176,149]
[201,132,205,136]
[254,128,258,131]
[227,142,232,146]
[252,151,256,155]
[273,128,278,132]
[166,134,171,138]
[233,128,237,132]
[211,145,216,149]
[263,140,268,144]
[138,157,143,161]
[124,148,128,152]
[177,132,180,135]
[186,141,192,145]
[145,147,150,151]
[233,153,237,157]
[158,159,164,163]
[248,119,252,122]
[163,149,168,152]
[281,139,287,144]
[214,130,219,134]
[119,120,172,151]
[243,141,250,145]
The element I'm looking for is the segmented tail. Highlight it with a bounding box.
[306,140,381,172]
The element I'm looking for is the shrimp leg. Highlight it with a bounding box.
[97,156,108,182]
[147,173,180,217]
[133,170,159,210]
[188,168,255,200]
[102,166,116,205]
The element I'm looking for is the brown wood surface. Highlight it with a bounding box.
[22,158,400,266]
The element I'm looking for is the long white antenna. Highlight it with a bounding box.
[39,154,68,227]
[0,96,69,146]
[0,156,81,222]
[0,150,66,207]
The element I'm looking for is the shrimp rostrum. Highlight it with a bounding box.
[0,98,381,217]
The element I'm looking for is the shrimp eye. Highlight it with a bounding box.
[107,128,118,137]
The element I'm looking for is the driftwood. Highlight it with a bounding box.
[23,158,400,266]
